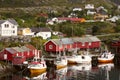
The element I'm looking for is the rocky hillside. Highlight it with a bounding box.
[0,0,115,15]
[0,0,114,8]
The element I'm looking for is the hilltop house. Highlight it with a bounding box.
[87,10,96,15]
[31,27,52,39]
[94,6,108,20]
[106,16,120,22]
[72,8,82,11]
[85,4,95,10]
[0,19,18,36]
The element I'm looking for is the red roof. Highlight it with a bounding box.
[58,17,85,22]
[25,44,36,50]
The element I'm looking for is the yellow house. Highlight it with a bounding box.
[94,14,108,20]
[18,28,34,36]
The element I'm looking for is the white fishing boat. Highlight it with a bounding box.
[54,55,68,70]
[27,50,47,74]
[98,51,115,63]
[67,49,92,64]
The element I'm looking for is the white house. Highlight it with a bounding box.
[87,10,96,15]
[31,27,52,39]
[85,4,94,10]
[118,5,120,10]
[73,8,82,11]
[0,19,18,36]
[106,16,120,22]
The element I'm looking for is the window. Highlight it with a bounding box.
[88,42,91,45]
[13,30,15,33]
[12,26,15,28]
[49,45,53,49]
[82,43,85,46]
[4,24,9,28]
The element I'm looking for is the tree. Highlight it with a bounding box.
[92,26,100,35]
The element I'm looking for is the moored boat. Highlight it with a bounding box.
[27,50,47,74]
[67,50,92,64]
[54,55,68,70]
[98,51,114,63]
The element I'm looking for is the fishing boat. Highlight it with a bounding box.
[67,49,92,64]
[98,51,115,63]
[27,50,47,74]
[54,52,68,70]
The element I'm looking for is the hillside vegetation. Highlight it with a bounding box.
[0,0,119,50]
[0,0,114,9]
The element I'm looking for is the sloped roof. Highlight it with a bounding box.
[5,48,17,54]
[51,38,73,45]
[8,19,18,25]
[20,46,30,51]
[12,47,25,52]
[87,36,100,42]
[70,36,100,43]
[4,44,36,54]
[46,36,100,45]
[0,19,18,25]
[25,44,36,50]
[0,20,5,24]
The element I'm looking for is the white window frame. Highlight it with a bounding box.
[49,45,53,49]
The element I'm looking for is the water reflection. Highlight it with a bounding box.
[25,72,47,80]
[1,63,120,80]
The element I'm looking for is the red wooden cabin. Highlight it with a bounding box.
[0,44,36,62]
[44,38,73,52]
[44,36,101,53]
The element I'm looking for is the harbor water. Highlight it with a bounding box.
[0,62,120,80]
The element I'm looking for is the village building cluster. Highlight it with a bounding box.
[0,35,101,65]
[0,19,52,40]
[47,4,120,25]
[0,4,120,40]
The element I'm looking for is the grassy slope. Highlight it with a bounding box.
[0,0,114,8]
[0,0,115,16]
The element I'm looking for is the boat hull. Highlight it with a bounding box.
[56,65,67,70]
[98,54,114,63]
[67,55,92,64]
[29,68,46,74]
[68,60,77,64]
[98,59,113,63]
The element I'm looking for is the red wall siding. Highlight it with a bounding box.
[45,41,56,52]
[4,50,16,61]
[45,39,101,52]
[89,42,100,48]
[12,56,26,65]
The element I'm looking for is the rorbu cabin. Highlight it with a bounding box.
[0,44,37,65]
[72,36,101,49]
[44,36,101,53]
[44,38,74,53]
[0,48,18,61]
